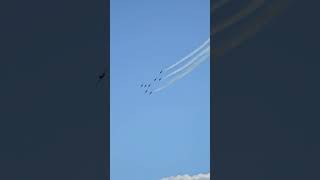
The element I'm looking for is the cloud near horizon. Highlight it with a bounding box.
[161,173,210,180]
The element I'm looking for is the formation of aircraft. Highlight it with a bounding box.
[138,69,166,96]
[139,82,153,95]
[140,76,160,95]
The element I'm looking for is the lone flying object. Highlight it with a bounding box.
[154,78,157,81]
[140,84,143,88]
[159,78,161,81]
[148,84,151,87]
[160,70,163,74]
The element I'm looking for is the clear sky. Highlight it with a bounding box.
[110,0,210,179]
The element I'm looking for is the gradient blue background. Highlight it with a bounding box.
[110,0,210,179]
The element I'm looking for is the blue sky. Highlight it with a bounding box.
[110,0,210,179]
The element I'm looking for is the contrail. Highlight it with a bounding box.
[163,0,265,75]
[148,0,289,93]
[154,48,210,92]
[163,45,210,80]
[161,0,234,73]
[162,0,270,76]
[161,0,232,73]
[163,38,210,72]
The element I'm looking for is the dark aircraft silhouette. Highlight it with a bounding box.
[148,84,151,87]
[144,85,147,88]
[149,91,152,95]
[140,84,143,88]
[144,90,148,94]
[159,78,162,81]
[160,70,163,74]
[154,78,157,81]
[96,72,106,86]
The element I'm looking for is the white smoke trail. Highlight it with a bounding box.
[164,45,210,80]
[159,0,229,74]
[164,38,210,72]
[154,48,210,92]
[163,0,265,77]
[149,0,268,93]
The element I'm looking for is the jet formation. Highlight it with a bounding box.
[141,83,152,95]
[140,69,164,96]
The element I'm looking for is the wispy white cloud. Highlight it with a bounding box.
[161,173,210,180]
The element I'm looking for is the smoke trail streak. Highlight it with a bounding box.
[162,0,264,76]
[162,0,272,79]
[164,38,210,72]
[149,0,289,93]
[161,0,233,73]
[160,0,228,73]
[213,0,265,34]
[164,46,210,80]
[154,49,210,92]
